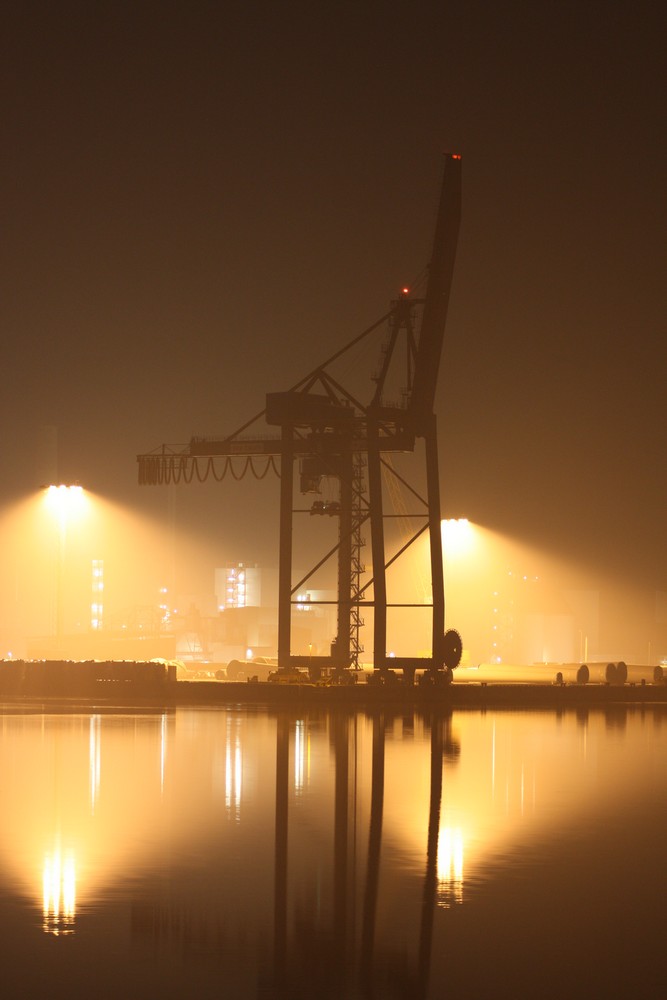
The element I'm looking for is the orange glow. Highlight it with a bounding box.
[441,517,474,557]
[0,711,276,930]
[380,708,664,908]
[0,707,662,938]
[437,827,464,905]
[43,483,88,523]
[0,488,215,659]
[43,847,76,935]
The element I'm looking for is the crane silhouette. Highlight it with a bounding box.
[138,154,463,682]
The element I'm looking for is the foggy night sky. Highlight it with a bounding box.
[1,0,665,599]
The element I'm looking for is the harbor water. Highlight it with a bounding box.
[0,703,665,998]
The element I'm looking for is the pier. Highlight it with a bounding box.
[0,658,665,709]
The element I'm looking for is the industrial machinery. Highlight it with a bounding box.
[138,154,463,681]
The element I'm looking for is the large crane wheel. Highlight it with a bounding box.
[442,628,462,670]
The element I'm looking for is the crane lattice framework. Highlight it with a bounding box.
[138,154,463,680]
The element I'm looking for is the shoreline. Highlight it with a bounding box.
[1,678,666,712]
[1,658,665,711]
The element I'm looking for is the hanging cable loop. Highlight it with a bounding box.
[137,454,280,485]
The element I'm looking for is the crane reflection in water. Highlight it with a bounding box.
[266,709,460,996]
[0,706,664,997]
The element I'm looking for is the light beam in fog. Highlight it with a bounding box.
[0,489,222,660]
[438,519,661,667]
[0,491,660,665]
[42,484,89,645]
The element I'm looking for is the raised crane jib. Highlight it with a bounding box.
[408,153,461,437]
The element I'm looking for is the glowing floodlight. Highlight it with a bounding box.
[441,518,474,557]
[43,483,87,521]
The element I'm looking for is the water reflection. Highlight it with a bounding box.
[437,828,463,903]
[225,714,243,819]
[89,714,101,812]
[42,845,76,934]
[0,705,665,997]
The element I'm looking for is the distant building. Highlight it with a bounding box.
[215,564,261,610]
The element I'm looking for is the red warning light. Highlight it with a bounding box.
[401,287,410,295]
[451,153,462,160]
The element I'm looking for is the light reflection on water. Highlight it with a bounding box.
[0,705,665,998]
[42,845,76,935]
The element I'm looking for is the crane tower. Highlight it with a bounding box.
[138,154,463,681]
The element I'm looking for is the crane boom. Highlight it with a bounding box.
[408,154,462,436]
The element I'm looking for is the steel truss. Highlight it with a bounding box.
[138,155,462,679]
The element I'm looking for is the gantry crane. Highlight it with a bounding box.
[138,153,463,681]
